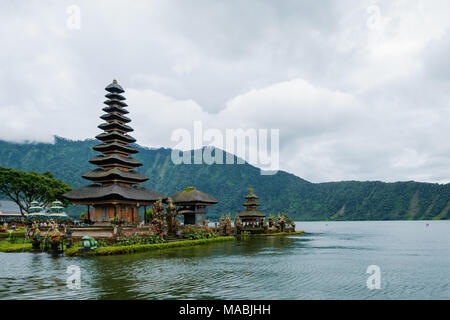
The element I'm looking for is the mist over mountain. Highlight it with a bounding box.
[0,137,449,221]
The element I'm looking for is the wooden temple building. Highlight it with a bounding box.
[63,80,164,224]
[236,188,266,229]
[169,187,217,225]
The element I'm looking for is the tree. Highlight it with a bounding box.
[144,209,153,224]
[0,167,72,216]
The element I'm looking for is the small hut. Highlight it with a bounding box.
[169,187,218,225]
[236,188,266,232]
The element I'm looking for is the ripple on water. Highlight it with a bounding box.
[2,221,450,299]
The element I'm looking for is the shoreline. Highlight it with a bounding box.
[0,241,32,252]
[0,231,306,255]
[65,236,236,257]
[255,230,305,237]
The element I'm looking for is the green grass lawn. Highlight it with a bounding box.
[0,231,25,238]
[0,241,32,252]
[65,236,235,256]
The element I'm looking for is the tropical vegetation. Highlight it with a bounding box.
[64,236,235,256]
[1,137,449,221]
[0,165,72,216]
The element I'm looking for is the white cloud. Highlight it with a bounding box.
[1,0,450,183]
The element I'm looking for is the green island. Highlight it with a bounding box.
[0,80,303,258]
[64,236,235,257]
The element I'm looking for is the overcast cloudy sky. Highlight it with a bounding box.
[1,0,450,183]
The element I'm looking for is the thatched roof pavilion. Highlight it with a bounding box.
[236,188,266,226]
[169,187,217,225]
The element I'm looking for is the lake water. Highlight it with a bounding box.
[1,221,449,300]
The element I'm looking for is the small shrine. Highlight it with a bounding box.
[235,188,267,234]
[48,201,70,222]
[169,187,218,225]
[27,201,48,221]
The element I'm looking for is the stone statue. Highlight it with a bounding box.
[263,218,269,231]
[218,215,225,236]
[234,214,242,234]
[47,221,61,251]
[113,223,123,241]
[225,214,232,235]
[82,235,98,250]
[275,214,287,232]
[28,221,42,250]
[152,198,166,235]
[269,216,274,228]
[165,197,178,236]
[63,223,73,248]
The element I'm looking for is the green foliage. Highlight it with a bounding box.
[183,226,219,240]
[279,212,294,225]
[1,137,450,221]
[96,239,108,247]
[0,165,72,216]
[115,233,164,246]
[0,231,25,239]
[144,209,153,222]
[240,231,251,239]
[65,236,235,256]
[0,241,33,252]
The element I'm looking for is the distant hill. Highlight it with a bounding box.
[0,137,449,221]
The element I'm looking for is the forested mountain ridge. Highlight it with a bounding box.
[0,137,449,221]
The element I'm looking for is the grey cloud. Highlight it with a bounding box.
[1,0,450,183]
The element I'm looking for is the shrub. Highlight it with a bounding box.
[0,231,25,239]
[115,232,164,246]
[0,241,33,252]
[65,236,235,256]
[183,226,219,240]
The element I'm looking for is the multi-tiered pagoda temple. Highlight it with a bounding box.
[236,188,266,227]
[64,80,164,224]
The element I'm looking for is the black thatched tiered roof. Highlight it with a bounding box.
[237,188,266,218]
[89,154,142,168]
[98,121,133,132]
[82,168,148,184]
[170,187,218,206]
[95,131,136,144]
[102,105,129,114]
[64,80,163,204]
[100,113,131,123]
[92,142,138,155]
[64,184,163,203]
